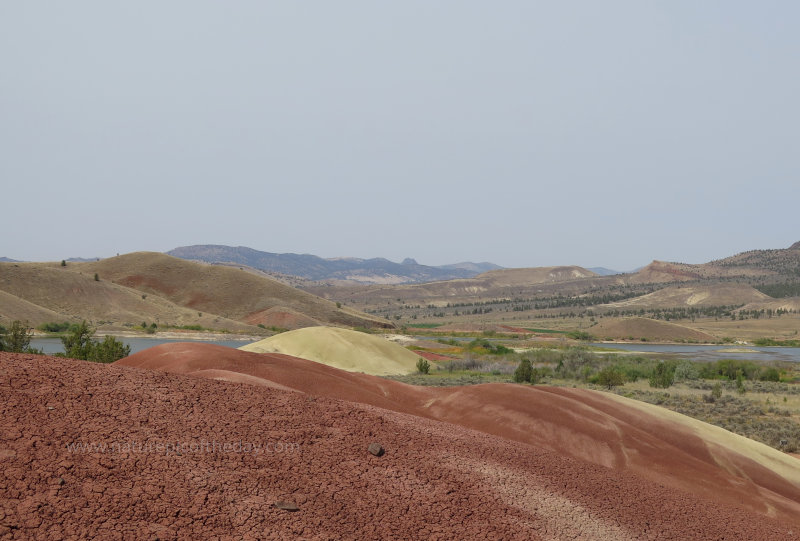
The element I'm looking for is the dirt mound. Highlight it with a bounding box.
[242,306,323,330]
[117,343,800,526]
[4,352,799,539]
[589,317,717,342]
[239,327,420,375]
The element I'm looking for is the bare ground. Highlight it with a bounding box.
[2,351,799,539]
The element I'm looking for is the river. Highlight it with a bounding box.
[30,336,255,356]
[590,342,800,363]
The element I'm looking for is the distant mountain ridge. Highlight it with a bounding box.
[167,245,502,285]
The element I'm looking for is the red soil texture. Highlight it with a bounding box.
[0,350,797,540]
[117,344,800,525]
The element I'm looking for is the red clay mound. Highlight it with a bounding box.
[117,343,800,527]
[2,352,798,540]
[243,306,323,330]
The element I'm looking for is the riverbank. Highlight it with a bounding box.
[94,330,263,342]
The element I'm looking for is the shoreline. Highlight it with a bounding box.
[34,330,265,342]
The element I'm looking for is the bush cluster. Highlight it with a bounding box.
[0,320,42,354]
[59,321,130,363]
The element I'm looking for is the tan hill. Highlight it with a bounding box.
[0,289,70,327]
[78,252,391,330]
[627,243,800,285]
[737,296,800,313]
[626,261,704,284]
[474,265,597,286]
[114,343,800,531]
[710,242,800,277]
[601,284,770,310]
[239,326,420,375]
[627,260,776,285]
[589,317,717,342]
[0,261,254,331]
[306,265,600,305]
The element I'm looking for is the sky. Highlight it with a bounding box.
[1,2,798,271]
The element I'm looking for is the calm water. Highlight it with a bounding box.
[29,336,800,363]
[30,337,255,356]
[591,342,800,363]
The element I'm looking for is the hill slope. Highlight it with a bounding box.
[116,343,800,530]
[0,262,254,331]
[0,290,70,327]
[239,327,421,375]
[0,254,389,331]
[5,352,798,538]
[627,242,800,285]
[588,317,718,342]
[601,284,770,310]
[79,253,391,330]
[306,265,601,305]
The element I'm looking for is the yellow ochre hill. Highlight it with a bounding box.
[239,326,420,376]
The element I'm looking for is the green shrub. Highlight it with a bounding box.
[736,371,746,394]
[674,360,700,382]
[37,322,74,333]
[59,321,130,363]
[566,331,594,341]
[416,358,430,374]
[0,320,42,354]
[649,361,676,389]
[513,359,533,383]
[89,335,131,364]
[596,366,625,389]
[701,359,761,381]
[60,321,96,360]
[760,367,781,382]
[468,338,513,355]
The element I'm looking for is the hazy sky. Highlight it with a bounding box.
[2,2,797,270]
